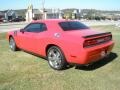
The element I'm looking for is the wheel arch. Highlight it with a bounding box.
[9,35,14,41]
[45,44,68,62]
[8,35,13,40]
[45,44,61,56]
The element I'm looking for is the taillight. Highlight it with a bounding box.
[83,40,97,47]
[83,35,112,48]
[104,35,112,41]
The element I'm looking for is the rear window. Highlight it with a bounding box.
[59,21,89,31]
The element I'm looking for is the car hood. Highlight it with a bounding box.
[64,29,105,38]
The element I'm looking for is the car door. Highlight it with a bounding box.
[18,23,47,53]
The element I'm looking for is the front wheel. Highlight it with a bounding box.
[9,37,18,51]
[47,46,67,70]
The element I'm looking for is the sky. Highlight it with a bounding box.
[0,0,120,11]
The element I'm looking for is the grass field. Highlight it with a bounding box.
[0,25,120,90]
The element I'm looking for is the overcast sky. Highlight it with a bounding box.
[0,0,120,10]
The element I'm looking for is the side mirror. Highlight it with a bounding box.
[20,29,24,33]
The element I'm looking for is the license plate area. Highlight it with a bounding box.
[101,51,106,57]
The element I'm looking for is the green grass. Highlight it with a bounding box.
[0,25,120,90]
[0,33,6,40]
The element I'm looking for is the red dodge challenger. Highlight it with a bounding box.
[7,19,114,70]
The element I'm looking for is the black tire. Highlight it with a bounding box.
[9,37,18,51]
[47,46,67,70]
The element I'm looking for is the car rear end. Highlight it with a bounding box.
[57,20,114,65]
[79,32,114,64]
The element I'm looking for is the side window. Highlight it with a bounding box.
[59,22,70,30]
[41,23,47,31]
[24,23,47,32]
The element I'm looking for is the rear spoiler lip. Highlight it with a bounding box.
[83,32,111,38]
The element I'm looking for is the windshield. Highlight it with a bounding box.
[59,21,89,31]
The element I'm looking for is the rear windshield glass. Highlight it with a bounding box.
[59,21,89,31]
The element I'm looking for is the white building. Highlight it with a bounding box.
[26,4,34,22]
[26,4,63,22]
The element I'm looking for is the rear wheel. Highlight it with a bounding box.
[47,46,67,70]
[9,37,18,51]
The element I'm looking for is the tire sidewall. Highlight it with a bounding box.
[9,37,17,51]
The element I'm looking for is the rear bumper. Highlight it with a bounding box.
[68,41,114,64]
[83,42,114,64]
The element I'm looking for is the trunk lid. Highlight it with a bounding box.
[65,29,112,47]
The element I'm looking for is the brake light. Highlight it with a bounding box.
[83,39,97,47]
[104,35,112,41]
